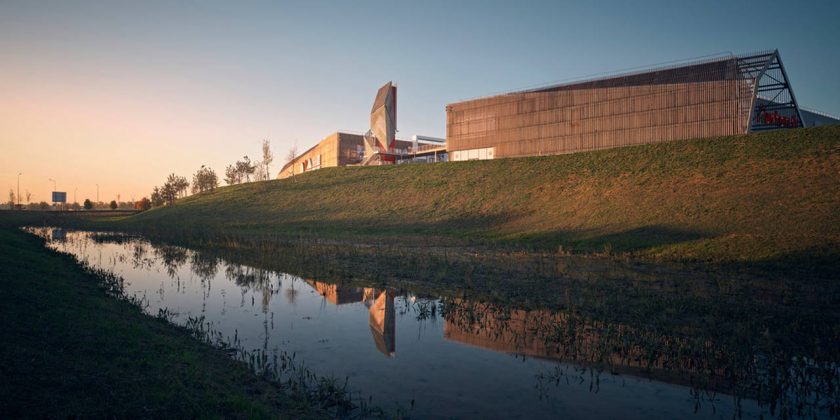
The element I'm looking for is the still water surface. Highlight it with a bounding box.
[34,228,806,419]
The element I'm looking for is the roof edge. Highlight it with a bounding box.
[447,50,777,107]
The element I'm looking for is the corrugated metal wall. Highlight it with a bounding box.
[447,59,752,158]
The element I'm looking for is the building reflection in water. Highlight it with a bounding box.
[443,300,566,360]
[368,289,395,357]
[303,280,707,383]
[305,280,396,357]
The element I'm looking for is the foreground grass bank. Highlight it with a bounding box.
[0,227,321,418]
[121,126,840,267]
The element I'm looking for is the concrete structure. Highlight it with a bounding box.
[277,131,416,179]
[445,50,835,161]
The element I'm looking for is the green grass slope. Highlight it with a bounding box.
[124,126,840,265]
[0,227,321,418]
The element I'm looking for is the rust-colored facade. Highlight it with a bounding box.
[277,131,413,179]
[446,51,803,160]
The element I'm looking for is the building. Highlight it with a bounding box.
[277,50,836,174]
[278,82,443,179]
[445,50,837,161]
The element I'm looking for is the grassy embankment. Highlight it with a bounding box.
[118,126,839,268]
[0,225,322,418]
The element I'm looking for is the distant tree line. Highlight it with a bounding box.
[4,187,157,212]
[70,139,276,211]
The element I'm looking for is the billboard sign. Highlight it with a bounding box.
[52,191,67,203]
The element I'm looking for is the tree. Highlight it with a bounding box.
[286,146,298,179]
[192,165,219,194]
[150,187,164,207]
[165,173,189,198]
[235,156,256,183]
[135,197,152,211]
[25,190,31,204]
[224,164,240,185]
[153,173,190,206]
[83,199,93,210]
[8,189,15,209]
[109,200,118,210]
[161,179,177,205]
[261,139,274,181]
[38,201,49,210]
[254,164,267,182]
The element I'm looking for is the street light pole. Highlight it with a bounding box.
[17,173,21,208]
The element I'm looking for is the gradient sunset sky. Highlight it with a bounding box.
[2,0,839,203]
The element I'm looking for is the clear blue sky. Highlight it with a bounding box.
[2,0,839,201]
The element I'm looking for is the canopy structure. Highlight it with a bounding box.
[735,50,804,131]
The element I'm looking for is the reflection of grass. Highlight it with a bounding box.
[0,227,322,418]
[70,125,840,269]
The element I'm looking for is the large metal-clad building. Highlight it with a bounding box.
[446,50,807,161]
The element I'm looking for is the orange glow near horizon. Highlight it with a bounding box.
[0,65,303,204]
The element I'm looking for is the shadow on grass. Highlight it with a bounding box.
[511,225,709,253]
[724,244,840,280]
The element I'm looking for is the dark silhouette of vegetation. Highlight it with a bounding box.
[223,164,239,185]
[150,187,164,207]
[225,156,257,185]
[191,165,219,194]
[135,197,151,211]
[236,156,256,183]
[148,174,189,207]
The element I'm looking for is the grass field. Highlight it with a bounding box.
[0,226,322,418]
[108,126,840,268]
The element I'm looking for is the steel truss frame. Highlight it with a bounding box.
[737,50,804,132]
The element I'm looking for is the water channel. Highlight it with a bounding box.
[32,228,836,419]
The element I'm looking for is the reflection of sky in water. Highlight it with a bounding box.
[41,229,772,419]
